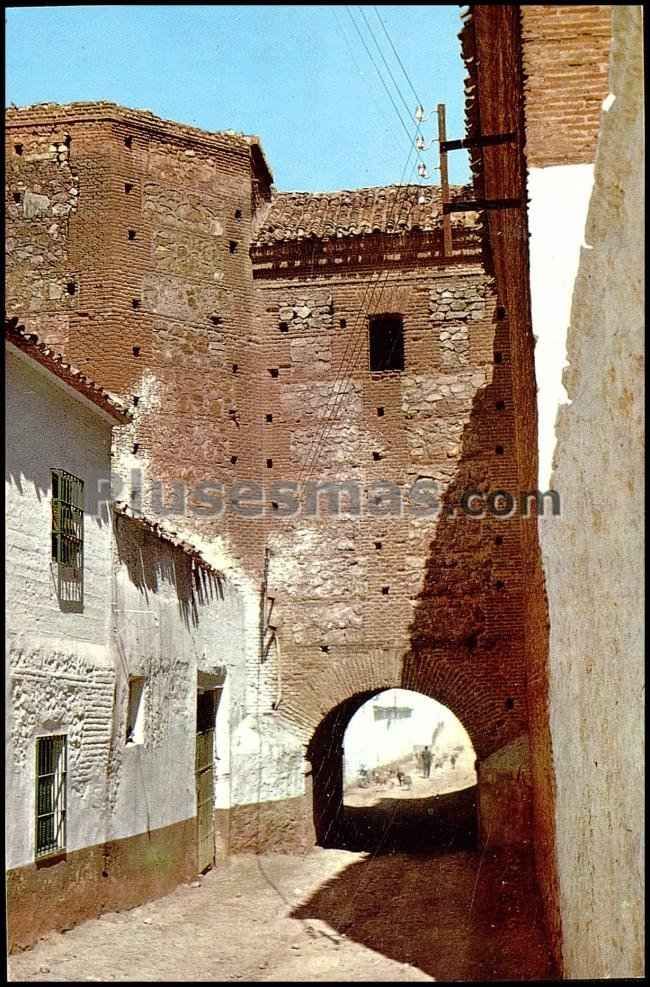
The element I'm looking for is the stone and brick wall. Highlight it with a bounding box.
[5,102,272,585]
[250,212,532,832]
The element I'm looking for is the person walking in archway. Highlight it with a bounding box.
[421,745,432,778]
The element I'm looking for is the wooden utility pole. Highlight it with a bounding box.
[437,103,453,258]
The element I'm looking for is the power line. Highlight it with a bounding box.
[295,152,417,486]
[345,5,425,164]
[372,5,423,110]
[357,5,422,131]
[297,159,421,490]
[295,7,435,485]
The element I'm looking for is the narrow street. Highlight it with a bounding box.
[9,846,555,982]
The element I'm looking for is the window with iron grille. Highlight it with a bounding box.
[51,469,84,605]
[35,735,67,858]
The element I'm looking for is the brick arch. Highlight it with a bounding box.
[305,679,479,849]
[288,647,499,762]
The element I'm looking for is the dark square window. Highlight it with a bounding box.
[369,314,404,372]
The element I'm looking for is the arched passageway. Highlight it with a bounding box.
[307,688,477,853]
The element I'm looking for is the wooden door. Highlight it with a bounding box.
[196,691,216,872]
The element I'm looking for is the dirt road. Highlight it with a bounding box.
[9,846,555,982]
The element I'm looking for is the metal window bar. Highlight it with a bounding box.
[35,736,67,858]
[51,469,84,604]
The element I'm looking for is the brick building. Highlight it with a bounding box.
[6,4,642,977]
[5,99,534,856]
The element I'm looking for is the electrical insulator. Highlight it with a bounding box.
[415,136,428,151]
[417,162,428,179]
[415,105,425,123]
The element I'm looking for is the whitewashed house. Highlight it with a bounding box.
[5,319,247,949]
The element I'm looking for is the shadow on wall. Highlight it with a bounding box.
[5,463,111,532]
[306,304,534,853]
[292,843,556,981]
[402,303,527,757]
[113,512,224,630]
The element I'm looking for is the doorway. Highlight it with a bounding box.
[195,688,217,873]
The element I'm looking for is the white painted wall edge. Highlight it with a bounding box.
[528,162,595,491]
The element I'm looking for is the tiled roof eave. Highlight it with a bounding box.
[5,317,132,424]
[113,501,225,579]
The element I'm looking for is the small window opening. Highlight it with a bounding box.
[496,306,507,320]
[124,182,134,194]
[230,455,238,465]
[266,459,273,469]
[266,414,273,423]
[229,240,238,254]
[494,351,503,364]
[369,313,404,372]
[381,586,390,595]
[234,208,242,219]
[210,315,223,326]
[279,322,289,333]
[132,345,141,356]
[133,395,140,407]
[271,501,279,511]
[12,192,21,203]
[320,645,330,654]
[132,298,140,310]
[35,736,67,858]
[125,677,146,745]
[340,319,347,328]
[63,136,72,148]
[495,535,504,546]
[66,281,76,296]
[377,406,385,417]
[495,579,505,591]
[375,541,383,550]
[269,368,279,379]
[505,697,515,711]
[232,364,239,374]
[124,135,133,148]
[132,443,139,454]
[128,229,136,241]
[495,445,504,456]
[496,400,505,411]
[15,143,23,156]
[372,451,383,462]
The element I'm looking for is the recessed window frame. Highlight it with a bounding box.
[51,469,84,606]
[125,676,146,746]
[35,735,67,859]
[368,313,405,373]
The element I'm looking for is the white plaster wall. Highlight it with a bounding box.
[5,348,116,868]
[528,163,595,490]
[537,6,644,976]
[228,715,306,806]
[109,515,249,839]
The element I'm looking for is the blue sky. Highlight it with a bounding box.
[5,4,470,191]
